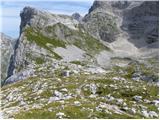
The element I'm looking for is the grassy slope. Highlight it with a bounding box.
[2,64,158,119]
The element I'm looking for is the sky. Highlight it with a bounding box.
[0,0,94,38]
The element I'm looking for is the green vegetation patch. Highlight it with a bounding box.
[25,27,64,59]
[14,109,56,119]
[70,60,86,66]
[35,57,45,64]
[45,23,111,56]
[73,34,111,55]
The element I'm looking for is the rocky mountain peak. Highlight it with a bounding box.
[88,0,130,13]
[20,6,79,33]
[20,6,39,33]
[88,0,112,13]
[71,13,82,22]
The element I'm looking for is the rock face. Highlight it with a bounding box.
[122,1,159,48]
[83,1,120,43]
[0,33,15,82]
[83,0,159,48]
[72,13,82,22]
[7,6,110,80]
[6,1,159,83]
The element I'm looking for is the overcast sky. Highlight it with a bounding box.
[0,0,93,38]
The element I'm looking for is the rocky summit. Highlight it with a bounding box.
[1,0,159,119]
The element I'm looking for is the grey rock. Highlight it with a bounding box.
[5,69,34,84]
[105,94,115,102]
[0,33,15,82]
[60,88,68,92]
[62,70,70,77]
[83,2,119,43]
[133,95,142,102]
[74,101,81,106]
[144,99,151,104]
[72,13,82,22]
[56,112,66,119]
[129,108,136,114]
[54,90,63,99]
[122,1,159,48]
[48,90,72,103]
[48,97,60,103]
[84,66,106,74]
[83,0,159,57]
[141,110,149,118]
[139,105,147,110]
[19,101,27,106]
[90,83,97,95]
[121,106,129,111]
[148,111,158,118]
[151,100,159,107]
[116,99,124,105]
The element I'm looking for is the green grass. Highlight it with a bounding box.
[2,60,159,119]
[73,34,111,55]
[39,89,52,98]
[70,61,86,66]
[14,109,56,119]
[25,27,64,59]
[44,23,111,56]
[45,23,74,38]
[62,105,90,119]
[35,57,45,64]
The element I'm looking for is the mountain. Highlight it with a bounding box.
[7,1,159,82]
[6,6,111,82]
[1,1,159,119]
[83,1,159,56]
[0,33,15,83]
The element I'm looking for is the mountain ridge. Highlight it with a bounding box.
[1,1,159,119]
[5,0,159,84]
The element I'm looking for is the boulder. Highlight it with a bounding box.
[133,95,142,102]
[141,110,149,118]
[74,101,81,106]
[150,100,159,107]
[56,112,66,119]
[62,70,70,77]
[129,108,136,114]
[5,69,35,84]
[148,111,158,118]
[90,83,97,94]
[116,99,124,105]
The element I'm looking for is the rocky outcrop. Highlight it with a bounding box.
[83,1,120,42]
[6,1,159,84]
[20,6,79,32]
[0,33,15,82]
[72,13,82,22]
[122,1,159,48]
[8,7,77,78]
[6,6,110,81]
[83,0,159,48]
